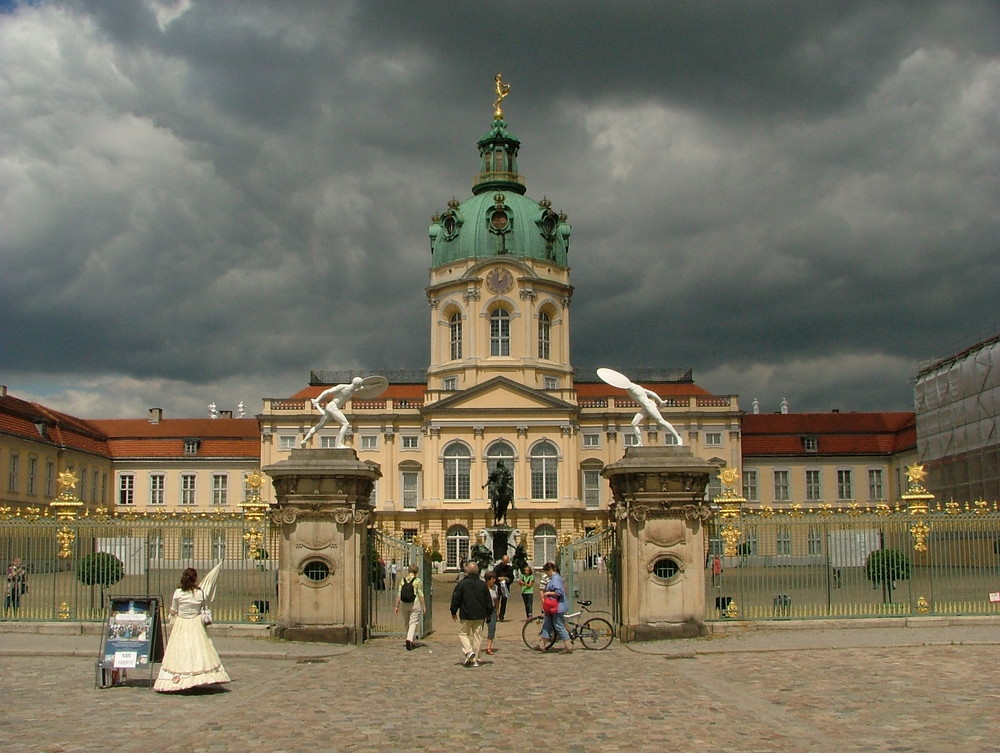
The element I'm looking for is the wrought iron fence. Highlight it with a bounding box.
[704,500,1000,620]
[0,510,278,623]
[558,529,618,623]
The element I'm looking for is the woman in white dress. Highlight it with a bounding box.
[154,562,231,692]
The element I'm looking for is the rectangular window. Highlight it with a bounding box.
[180,474,196,506]
[583,470,601,509]
[360,435,378,451]
[92,470,100,504]
[118,474,135,506]
[402,471,419,509]
[776,526,791,556]
[543,376,557,390]
[402,528,417,543]
[181,532,194,559]
[450,315,462,360]
[402,435,419,450]
[443,377,458,392]
[213,474,228,505]
[27,457,37,495]
[805,470,821,501]
[808,526,823,555]
[705,432,722,447]
[45,461,56,497]
[320,436,339,448]
[804,436,818,452]
[148,533,164,560]
[773,470,789,502]
[583,433,600,448]
[837,470,853,500]
[149,474,165,505]
[868,469,884,501]
[624,432,640,447]
[742,470,758,501]
[8,453,20,493]
[212,532,226,559]
[183,439,199,455]
[279,436,296,451]
[78,466,87,502]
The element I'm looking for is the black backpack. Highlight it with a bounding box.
[400,576,416,603]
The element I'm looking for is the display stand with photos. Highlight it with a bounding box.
[96,595,165,689]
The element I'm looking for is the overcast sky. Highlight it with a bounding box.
[1,0,998,419]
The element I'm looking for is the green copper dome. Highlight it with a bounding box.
[429,118,571,268]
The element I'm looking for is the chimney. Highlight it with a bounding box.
[149,408,163,424]
[220,410,233,419]
[1,385,7,397]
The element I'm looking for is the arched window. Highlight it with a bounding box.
[490,308,510,356]
[530,441,559,499]
[533,524,557,567]
[443,442,471,500]
[449,312,462,360]
[485,440,515,474]
[538,311,551,360]
[446,525,471,570]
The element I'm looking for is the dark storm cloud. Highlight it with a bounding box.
[1,0,998,417]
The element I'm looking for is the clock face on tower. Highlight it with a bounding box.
[485,267,514,294]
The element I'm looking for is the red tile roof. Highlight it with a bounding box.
[742,412,916,457]
[0,393,110,457]
[89,418,260,460]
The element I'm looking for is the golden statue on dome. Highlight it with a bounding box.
[493,73,511,119]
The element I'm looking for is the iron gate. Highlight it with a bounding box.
[558,528,619,624]
[367,530,432,638]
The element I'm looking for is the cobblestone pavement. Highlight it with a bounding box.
[3,616,1000,753]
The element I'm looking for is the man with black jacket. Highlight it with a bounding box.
[450,562,494,667]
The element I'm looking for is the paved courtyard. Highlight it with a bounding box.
[2,616,1000,753]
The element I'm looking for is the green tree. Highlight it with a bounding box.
[76,552,124,611]
[865,549,911,603]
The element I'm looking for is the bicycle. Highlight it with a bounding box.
[521,600,615,651]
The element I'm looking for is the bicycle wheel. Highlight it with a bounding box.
[521,615,554,650]
[578,617,614,650]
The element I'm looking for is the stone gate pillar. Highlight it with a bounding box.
[263,448,381,644]
[602,446,716,641]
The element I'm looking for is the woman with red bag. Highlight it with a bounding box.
[534,562,572,653]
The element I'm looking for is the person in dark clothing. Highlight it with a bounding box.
[493,554,515,620]
[450,562,494,667]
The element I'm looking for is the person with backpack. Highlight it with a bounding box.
[394,564,425,651]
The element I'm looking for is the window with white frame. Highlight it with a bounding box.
[804,436,818,452]
[184,439,200,455]
[45,461,55,497]
[533,524,557,566]
[837,469,853,500]
[665,431,680,445]
[212,532,226,560]
[78,466,87,502]
[449,312,463,360]
[530,441,559,499]
[279,435,296,451]
[543,376,558,390]
[805,470,821,501]
[148,532,164,560]
[180,474,196,505]
[360,435,378,451]
[443,442,471,500]
[149,474,165,505]
[118,474,135,506]
[26,457,37,495]
[538,312,551,360]
[181,531,194,559]
[490,308,511,356]
[624,431,640,447]
[8,453,19,493]
[320,436,339,448]
[401,470,420,509]
[868,469,884,501]
[92,470,100,504]
[446,525,470,570]
[583,433,600,448]
[213,474,228,505]
[776,525,791,556]
[743,470,758,501]
[402,435,419,450]
[808,526,823,555]
[583,469,601,509]
[443,377,458,391]
[773,470,789,502]
[705,432,722,447]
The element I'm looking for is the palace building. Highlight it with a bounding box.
[258,91,742,569]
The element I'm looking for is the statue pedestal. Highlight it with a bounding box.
[484,526,515,561]
[263,448,381,644]
[602,446,716,641]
